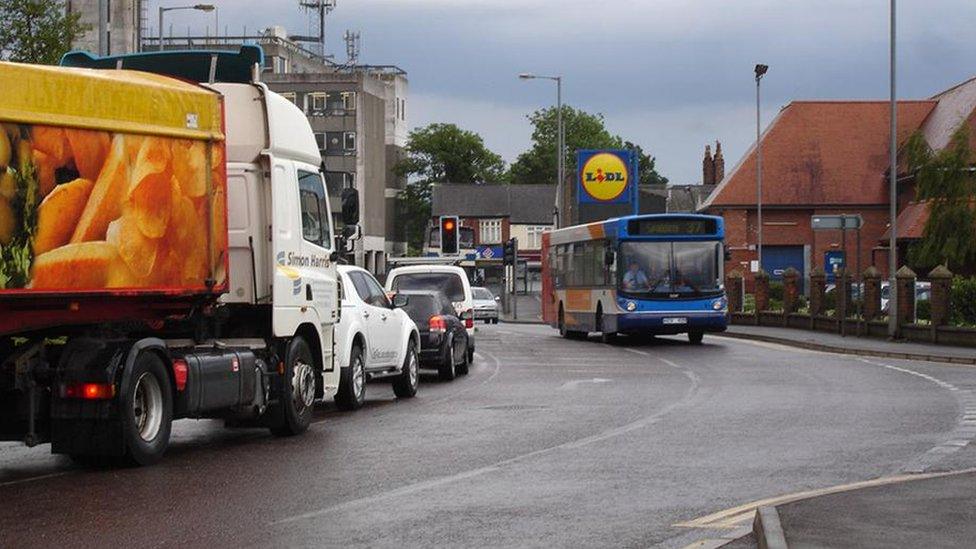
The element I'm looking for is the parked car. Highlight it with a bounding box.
[334,265,421,410]
[396,290,471,381]
[386,265,475,362]
[472,286,500,324]
[881,280,931,313]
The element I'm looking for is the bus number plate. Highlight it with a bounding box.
[663,317,687,325]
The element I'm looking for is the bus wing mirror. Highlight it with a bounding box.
[605,250,615,266]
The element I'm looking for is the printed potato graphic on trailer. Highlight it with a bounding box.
[0,62,227,296]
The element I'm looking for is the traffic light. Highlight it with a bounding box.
[440,216,459,255]
[503,238,517,265]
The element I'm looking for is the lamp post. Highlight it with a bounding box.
[519,73,563,227]
[158,4,216,51]
[754,63,768,272]
[888,0,898,338]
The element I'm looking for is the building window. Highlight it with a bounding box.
[310,93,326,112]
[480,219,502,245]
[324,171,355,195]
[343,91,356,110]
[325,132,344,154]
[343,131,356,151]
[314,132,326,150]
[280,92,297,105]
[525,225,547,249]
[400,98,406,121]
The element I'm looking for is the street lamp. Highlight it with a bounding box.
[158,4,216,51]
[519,73,564,227]
[754,63,768,272]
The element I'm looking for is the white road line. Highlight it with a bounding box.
[858,357,976,473]
[0,471,70,488]
[273,354,700,526]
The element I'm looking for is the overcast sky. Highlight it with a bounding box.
[149,0,976,183]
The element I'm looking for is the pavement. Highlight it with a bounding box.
[500,292,543,323]
[3,324,976,547]
[724,324,976,365]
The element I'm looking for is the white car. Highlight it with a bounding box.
[472,286,500,324]
[334,265,420,410]
[386,265,475,362]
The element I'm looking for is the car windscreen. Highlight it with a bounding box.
[392,273,466,302]
[618,241,722,297]
[401,295,443,324]
[473,288,493,300]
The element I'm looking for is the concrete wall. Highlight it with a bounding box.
[69,0,141,55]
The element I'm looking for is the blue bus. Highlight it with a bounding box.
[541,214,728,344]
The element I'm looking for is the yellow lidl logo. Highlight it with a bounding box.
[581,153,629,201]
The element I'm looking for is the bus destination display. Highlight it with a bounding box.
[628,218,717,236]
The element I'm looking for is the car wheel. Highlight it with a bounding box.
[120,352,173,466]
[688,331,704,345]
[270,336,316,436]
[392,340,419,398]
[335,343,366,411]
[438,337,457,381]
[456,337,470,376]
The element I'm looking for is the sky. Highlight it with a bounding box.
[148,0,976,183]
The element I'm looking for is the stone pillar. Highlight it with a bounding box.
[726,270,744,314]
[929,265,953,327]
[754,269,770,315]
[783,267,800,315]
[808,267,826,318]
[896,266,917,327]
[862,266,882,321]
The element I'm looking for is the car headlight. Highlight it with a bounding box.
[712,298,727,311]
[626,301,637,311]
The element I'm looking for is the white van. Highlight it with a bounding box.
[386,265,475,362]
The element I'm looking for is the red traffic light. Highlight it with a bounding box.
[444,219,455,231]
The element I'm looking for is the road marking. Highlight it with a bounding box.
[558,378,612,390]
[273,354,700,526]
[858,357,976,473]
[674,467,976,530]
[0,471,71,488]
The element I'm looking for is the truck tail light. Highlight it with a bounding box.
[61,383,115,400]
[172,359,189,392]
[429,315,447,333]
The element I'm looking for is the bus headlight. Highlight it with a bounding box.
[626,301,637,311]
[712,298,727,311]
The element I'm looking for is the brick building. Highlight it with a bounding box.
[702,76,976,290]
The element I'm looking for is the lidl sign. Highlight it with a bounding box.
[577,149,636,205]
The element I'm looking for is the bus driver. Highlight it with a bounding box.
[622,260,650,291]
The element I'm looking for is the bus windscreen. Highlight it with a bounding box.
[618,241,722,297]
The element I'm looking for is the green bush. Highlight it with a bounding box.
[916,299,931,322]
[768,281,785,301]
[950,276,976,326]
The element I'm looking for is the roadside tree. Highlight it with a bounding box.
[0,0,88,65]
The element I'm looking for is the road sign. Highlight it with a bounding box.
[811,214,863,230]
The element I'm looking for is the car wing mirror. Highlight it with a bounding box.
[392,294,408,308]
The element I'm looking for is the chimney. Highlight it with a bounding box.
[702,144,715,185]
[713,141,725,183]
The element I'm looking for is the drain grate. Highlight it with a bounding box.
[481,404,547,412]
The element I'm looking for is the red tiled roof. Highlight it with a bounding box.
[703,101,937,208]
[881,201,929,241]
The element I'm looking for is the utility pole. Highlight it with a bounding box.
[755,64,768,272]
[888,0,899,338]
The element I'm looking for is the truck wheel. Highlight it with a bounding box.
[438,337,457,382]
[392,340,419,398]
[270,336,316,436]
[335,344,366,411]
[121,352,173,466]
